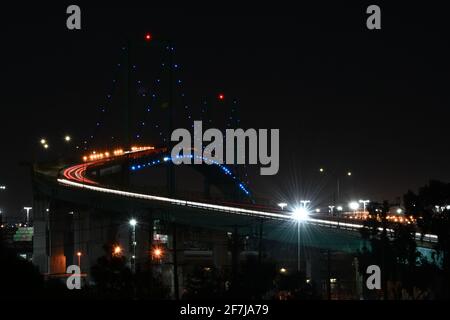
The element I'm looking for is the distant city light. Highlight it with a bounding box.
[279,267,287,273]
[218,93,225,100]
[40,138,46,145]
[319,168,324,173]
[336,206,343,211]
[144,33,152,41]
[0,185,6,190]
[347,171,352,176]
[43,144,49,149]
[396,208,403,214]
[64,135,71,142]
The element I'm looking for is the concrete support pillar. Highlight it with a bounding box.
[32,195,49,274]
[77,209,120,281]
[48,202,68,274]
[212,230,229,269]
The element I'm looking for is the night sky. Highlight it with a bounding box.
[1,2,450,220]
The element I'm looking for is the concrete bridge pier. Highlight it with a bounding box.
[73,208,123,282]
[32,194,51,274]
[212,230,229,269]
[48,201,71,275]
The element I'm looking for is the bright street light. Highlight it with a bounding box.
[359,200,370,212]
[396,208,403,214]
[0,185,6,190]
[278,202,288,210]
[24,207,32,224]
[300,200,311,207]
[347,171,352,176]
[64,135,71,142]
[292,207,309,222]
[77,251,82,269]
[291,205,310,273]
[349,201,359,211]
[40,138,46,145]
[129,219,137,273]
[336,206,343,211]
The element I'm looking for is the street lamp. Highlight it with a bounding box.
[292,204,310,273]
[328,205,335,215]
[77,251,82,269]
[278,202,288,211]
[129,219,137,273]
[300,200,311,208]
[359,200,370,212]
[23,207,32,224]
[64,135,71,142]
[349,201,359,212]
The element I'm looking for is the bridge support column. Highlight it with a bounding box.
[74,209,120,282]
[48,201,69,275]
[212,230,229,269]
[32,194,50,274]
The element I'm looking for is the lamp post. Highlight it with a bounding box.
[292,201,310,273]
[24,207,32,225]
[359,200,370,213]
[129,218,137,273]
[278,202,288,211]
[328,205,335,215]
[77,251,82,269]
